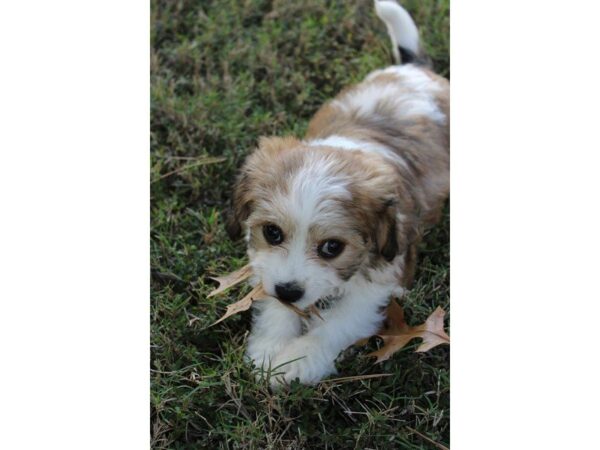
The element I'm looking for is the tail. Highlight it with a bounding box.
[374,0,426,65]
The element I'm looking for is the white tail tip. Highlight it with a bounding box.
[374,0,420,64]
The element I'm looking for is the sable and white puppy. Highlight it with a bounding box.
[227,0,449,387]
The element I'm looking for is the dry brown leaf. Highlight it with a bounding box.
[210,284,268,327]
[208,264,252,298]
[369,301,449,363]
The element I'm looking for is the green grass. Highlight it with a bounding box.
[151,0,449,448]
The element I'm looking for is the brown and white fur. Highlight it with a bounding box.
[227,0,449,387]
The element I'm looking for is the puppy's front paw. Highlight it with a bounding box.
[269,336,337,389]
[245,333,293,382]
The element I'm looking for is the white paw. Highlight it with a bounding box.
[245,333,292,381]
[268,336,337,389]
[244,298,303,380]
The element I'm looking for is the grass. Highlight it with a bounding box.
[151,0,449,448]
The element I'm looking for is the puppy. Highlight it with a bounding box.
[227,0,449,387]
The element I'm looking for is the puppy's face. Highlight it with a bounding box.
[228,137,410,308]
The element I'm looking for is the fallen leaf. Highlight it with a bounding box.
[208,264,252,298]
[369,301,449,363]
[382,298,410,334]
[210,284,268,327]
[413,307,450,353]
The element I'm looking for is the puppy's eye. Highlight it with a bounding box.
[318,239,345,259]
[262,224,284,245]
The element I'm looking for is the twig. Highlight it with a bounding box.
[320,373,392,384]
[406,426,449,450]
[152,156,226,182]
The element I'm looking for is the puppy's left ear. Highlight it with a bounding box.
[375,200,399,261]
[375,199,417,261]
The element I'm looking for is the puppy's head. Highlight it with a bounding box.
[227,136,414,308]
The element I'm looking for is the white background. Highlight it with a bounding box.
[0,0,599,448]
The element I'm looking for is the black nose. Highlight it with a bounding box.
[275,282,304,303]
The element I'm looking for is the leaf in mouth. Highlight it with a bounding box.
[207,264,252,298]
[210,284,268,327]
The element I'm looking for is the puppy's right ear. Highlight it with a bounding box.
[226,171,253,240]
[226,135,299,240]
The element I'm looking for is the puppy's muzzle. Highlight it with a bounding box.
[275,282,304,303]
